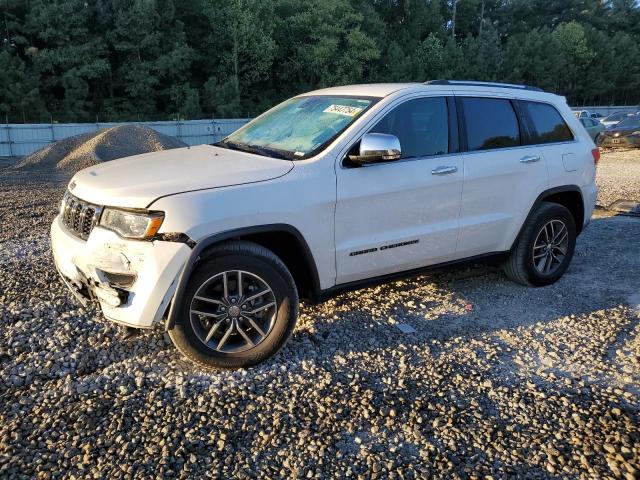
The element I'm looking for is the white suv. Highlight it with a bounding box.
[51,80,599,369]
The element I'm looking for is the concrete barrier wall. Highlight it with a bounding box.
[570,105,638,116]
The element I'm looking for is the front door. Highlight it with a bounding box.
[334,96,463,284]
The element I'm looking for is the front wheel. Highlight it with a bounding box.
[503,202,577,286]
[168,241,299,369]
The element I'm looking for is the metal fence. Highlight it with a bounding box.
[0,119,251,157]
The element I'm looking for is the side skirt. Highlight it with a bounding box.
[312,251,509,304]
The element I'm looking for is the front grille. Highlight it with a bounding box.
[61,191,103,240]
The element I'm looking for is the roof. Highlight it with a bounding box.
[302,83,419,98]
[301,81,557,100]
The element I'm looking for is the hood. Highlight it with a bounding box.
[69,144,294,208]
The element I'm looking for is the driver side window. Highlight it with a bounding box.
[369,97,449,158]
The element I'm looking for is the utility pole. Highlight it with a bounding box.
[479,0,485,40]
[451,0,457,39]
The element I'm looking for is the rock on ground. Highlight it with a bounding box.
[597,148,640,208]
[0,170,639,479]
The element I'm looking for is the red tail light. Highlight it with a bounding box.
[591,148,600,165]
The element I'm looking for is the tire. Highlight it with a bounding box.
[503,202,577,287]
[168,241,299,369]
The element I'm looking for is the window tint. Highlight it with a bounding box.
[461,97,520,151]
[523,101,574,144]
[369,97,448,158]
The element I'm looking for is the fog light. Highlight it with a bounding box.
[100,270,137,288]
[94,286,123,307]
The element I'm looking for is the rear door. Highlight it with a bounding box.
[455,95,548,257]
[519,99,588,196]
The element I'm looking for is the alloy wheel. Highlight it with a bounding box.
[532,219,569,275]
[189,270,277,353]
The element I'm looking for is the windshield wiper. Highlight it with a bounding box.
[215,140,289,160]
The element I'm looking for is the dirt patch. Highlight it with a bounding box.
[15,125,186,174]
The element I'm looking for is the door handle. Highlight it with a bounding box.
[431,165,458,175]
[520,155,541,163]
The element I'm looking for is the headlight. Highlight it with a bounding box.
[99,208,164,239]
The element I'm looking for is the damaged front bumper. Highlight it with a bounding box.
[50,215,191,328]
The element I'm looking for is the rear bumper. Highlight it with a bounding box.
[583,182,598,229]
[597,136,640,147]
[50,215,191,328]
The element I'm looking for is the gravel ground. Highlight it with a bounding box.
[597,148,640,207]
[1,165,639,479]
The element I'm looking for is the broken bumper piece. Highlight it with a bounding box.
[50,215,191,328]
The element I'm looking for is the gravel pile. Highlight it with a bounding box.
[597,149,640,208]
[1,173,639,479]
[15,125,186,174]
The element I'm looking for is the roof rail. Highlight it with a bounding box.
[425,80,543,92]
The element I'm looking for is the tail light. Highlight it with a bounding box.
[591,148,600,165]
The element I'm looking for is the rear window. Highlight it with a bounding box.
[461,97,520,151]
[522,101,574,144]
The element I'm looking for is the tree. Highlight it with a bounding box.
[107,0,193,117]
[501,28,563,92]
[271,0,379,93]
[552,21,595,103]
[0,50,42,122]
[24,0,110,120]
[200,0,276,117]
[0,0,639,121]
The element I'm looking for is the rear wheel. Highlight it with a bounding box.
[503,202,577,286]
[168,241,298,369]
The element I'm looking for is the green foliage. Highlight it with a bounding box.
[0,0,639,122]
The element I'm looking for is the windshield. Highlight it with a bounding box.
[616,115,640,128]
[217,96,376,159]
[605,112,629,121]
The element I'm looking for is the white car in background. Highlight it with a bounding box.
[51,80,598,369]
[573,110,593,119]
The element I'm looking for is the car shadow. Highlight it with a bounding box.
[277,215,640,368]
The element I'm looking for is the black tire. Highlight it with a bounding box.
[168,241,298,369]
[503,202,577,286]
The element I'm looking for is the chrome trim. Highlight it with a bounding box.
[431,165,458,175]
[352,133,401,164]
[60,191,103,240]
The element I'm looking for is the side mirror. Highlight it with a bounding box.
[349,133,401,165]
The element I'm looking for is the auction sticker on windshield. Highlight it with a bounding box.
[323,104,363,116]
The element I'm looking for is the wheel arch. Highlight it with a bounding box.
[512,185,585,251]
[165,224,321,331]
